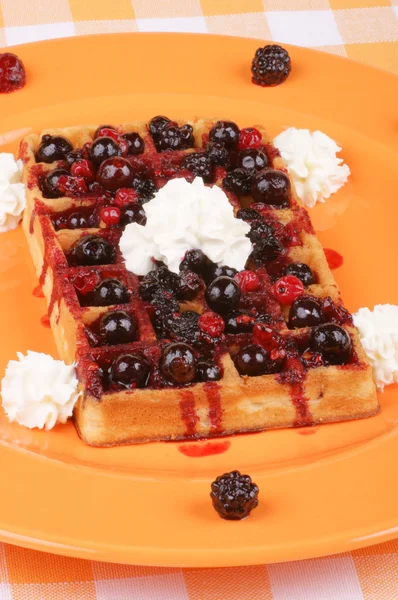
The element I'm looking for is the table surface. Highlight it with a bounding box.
[0,0,397,598]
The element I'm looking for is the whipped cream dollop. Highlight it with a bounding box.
[353,304,398,391]
[120,177,252,276]
[1,351,81,430]
[0,153,26,232]
[273,128,350,208]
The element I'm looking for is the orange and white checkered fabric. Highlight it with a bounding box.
[0,0,396,73]
[0,1,397,598]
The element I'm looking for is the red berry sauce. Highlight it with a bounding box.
[324,248,344,270]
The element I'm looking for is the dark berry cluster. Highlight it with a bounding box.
[210,471,259,520]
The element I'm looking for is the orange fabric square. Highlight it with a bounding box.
[345,42,398,73]
[200,0,264,16]
[12,581,97,600]
[5,545,94,584]
[334,7,398,43]
[133,0,203,19]
[69,0,135,21]
[1,0,72,26]
[0,5,4,28]
[184,565,273,600]
[352,538,398,556]
[206,13,272,39]
[353,555,398,600]
[92,561,177,580]
[262,0,330,9]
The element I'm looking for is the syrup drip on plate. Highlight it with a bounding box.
[324,248,344,270]
[32,285,44,298]
[178,440,230,457]
[40,314,50,328]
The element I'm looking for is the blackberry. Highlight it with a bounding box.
[132,176,157,201]
[284,263,315,287]
[207,142,230,167]
[148,115,171,140]
[176,270,202,300]
[151,290,180,338]
[223,168,253,196]
[210,470,259,520]
[182,152,213,183]
[236,207,261,222]
[139,266,180,301]
[251,44,291,87]
[180,249,214,279]
[167,311,201,344]
[156,124,194,152]
[248,220,284,263]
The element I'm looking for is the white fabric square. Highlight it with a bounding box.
[136,16,207,33]
[0,584,12,600]
[267,556,364,600]
[95,573,189,600]
[266,10,343,47]
[5,22,75,45]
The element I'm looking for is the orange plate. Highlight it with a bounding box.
[0,33,397,567]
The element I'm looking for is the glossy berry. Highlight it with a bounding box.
[89,136,121,166]
[35,135,73,164]
[237,148,269,172]
[199,311,225,338]
[41,168,70,198]
[251,169,291,206]
[123,132,145,155]
[99,310,137,345]
[71,235,114,266]
[100,206,120,226]
[94,124,118,138]
[224,310,255,334]
[223,168,253,196]
[180,249,213,278]
[252,45,291,87]
[234,344,268,376]
[160,343,196,384]
[156,123,194,152]
[207,142,230,167]
[209,121,240,149]
[205,276,241,315]
[176,270,202,300]
[148,115,171,140]
[56,174,88,196]
[207,264,238,283]
[181,152,213,183]
[273,276,304,305]
[310,323,352,365]
[211,470,259,520]
[197,361,222,382]
[114,188,139,207]
[110,353,149,388]
[65,150,83,166]
[70,271,101,296]
[120,203,147,226]
[249,220,284,262]
[70,159,95,181]
[96,157,133,191]
[238,128,262,150]
[167,311,200,345]
[236,207,261,222]
[284,263,315,287]
[0,53,25,93]
[234,270,260,293]
[288,297,323,329]
[67,212,88,229]
[252,322,281,352]
[93,278,129,306]
[139,266,180,301]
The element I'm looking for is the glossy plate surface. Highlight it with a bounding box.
[0,33,397,566]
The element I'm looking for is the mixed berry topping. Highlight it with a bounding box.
[198,311,225,338]
[223,168,253,196]
[70,235,115,266]
[210,470,259,520]
[181,152,213,183]
[248,220,284,263]
[36,135,73,164]
[99,310,137,345]
[0,53,26,93]
[207,142,230,167]
[251,45,291,87]
[149,116,194,152]
[160,342,196,384]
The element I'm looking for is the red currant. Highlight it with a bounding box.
[56,175,88,196]
[70,272,100,295]
[70,159,95,182]
[273,276,304,305]
[199,311,225,338]
[253,323,280,352]
[96,127,121,141]
[234,270,260,293]
[114,188,139,207]
[238,128,262,150]
[283,223,301,247]
[100,206,121,226]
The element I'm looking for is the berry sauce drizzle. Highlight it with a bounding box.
[179,391,199,437]
[324,248,344,270]
[178,440,231,457]
[204,382,223,434]
[277,358,313,427]
[32,285,44,298]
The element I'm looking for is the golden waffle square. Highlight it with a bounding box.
[19,118,378,446]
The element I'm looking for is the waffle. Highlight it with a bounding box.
[20,118,378,446]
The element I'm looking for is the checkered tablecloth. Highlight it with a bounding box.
[0,1,397,598]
